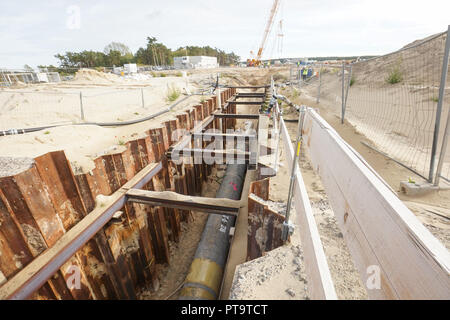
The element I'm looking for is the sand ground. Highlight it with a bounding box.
[229,73,449,300]
[287,86,450,249]
[1,65,448,300]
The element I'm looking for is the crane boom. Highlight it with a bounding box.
[256,0,281,61]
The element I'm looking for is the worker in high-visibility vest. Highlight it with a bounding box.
[302,67,308,81]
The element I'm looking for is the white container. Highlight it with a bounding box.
[36,73,49,83]
[124,63,138,74]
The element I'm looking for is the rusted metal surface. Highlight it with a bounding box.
[36,151,117,299]
[247,178,285,261]
[0,163,93,299]
[146,206,170,264]
[0,162,162,300]
[0,88,237,300]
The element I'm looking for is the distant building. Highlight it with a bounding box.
[0,69,61,86]
[124,63,138,74]
[173,56,219,69]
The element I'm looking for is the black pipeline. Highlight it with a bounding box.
[178,131,251,300]
[179,163,246,300]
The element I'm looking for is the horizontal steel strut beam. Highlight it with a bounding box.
[0,162,163,300]
[236,93,266,98]
[174,149,251,160]
[227,101,264,105]
[222,85,270,89]
[214,114,260,119]
[192,133,257,140]
[126,189,241,216]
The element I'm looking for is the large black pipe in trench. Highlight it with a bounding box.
[179,126,251,300]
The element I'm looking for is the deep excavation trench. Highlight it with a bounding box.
[0,87,243,300]
[140,91,262,300]
[138,166,224,300]
[0,76,276,300]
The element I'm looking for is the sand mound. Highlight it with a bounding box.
[10,81,28,88]
[73,68,122,84]
[230,244,308,300]
[352,31,448,85]
[401,32,444,50]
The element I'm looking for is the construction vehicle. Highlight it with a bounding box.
[247,0,281,67]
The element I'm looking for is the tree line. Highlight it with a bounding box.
[52,37,240,69]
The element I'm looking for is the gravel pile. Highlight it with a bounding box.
[0,157,35,177]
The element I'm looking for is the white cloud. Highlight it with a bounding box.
[0,0,449,68]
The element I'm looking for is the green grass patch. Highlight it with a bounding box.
[167,84,181,102]
[386,66,403,84]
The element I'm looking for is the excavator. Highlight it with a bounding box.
[247,0,281,67]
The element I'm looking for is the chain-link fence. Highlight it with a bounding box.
[0,84,190,132]
[0,69,61,87]
[300,28,450,185]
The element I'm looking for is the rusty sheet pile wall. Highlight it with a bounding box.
[0,89,236,300]
[247,167,285,261]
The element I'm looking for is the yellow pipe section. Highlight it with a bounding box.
[179,258,223,300]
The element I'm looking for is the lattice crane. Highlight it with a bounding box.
[247,0,281,67]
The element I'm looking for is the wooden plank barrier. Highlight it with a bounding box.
[302,108,450,299]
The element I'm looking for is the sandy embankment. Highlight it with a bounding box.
[230,64,449,299]
[229,104,367,300]
[285,84,450,246]
[0,69,215,173]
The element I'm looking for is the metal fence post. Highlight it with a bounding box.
[434,105,450,186]
[141,88,145,108]
[79,91,85,121]
[289,67,293,86]
[298,66,302,90]
[316,63,322,104]
[432,25,450,184]
[344,64,353,109]
[341,61,345,124]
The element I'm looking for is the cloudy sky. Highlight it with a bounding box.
[1,0,449,69]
